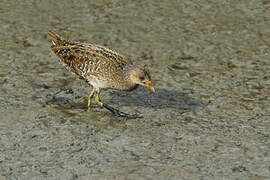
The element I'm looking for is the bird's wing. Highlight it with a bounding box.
[48,32,130,80]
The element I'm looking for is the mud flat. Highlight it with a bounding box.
[0,0,269,179]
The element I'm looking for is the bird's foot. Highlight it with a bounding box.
[87,89,96,108]
[102,104,143,119]
[86,89,142,119]
[95,93,103,107]
[87,96,92,108]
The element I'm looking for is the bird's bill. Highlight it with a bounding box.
[145,81,155,92]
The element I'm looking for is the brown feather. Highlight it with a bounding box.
[48,31,134,89]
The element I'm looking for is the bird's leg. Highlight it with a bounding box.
[89,88,142,119]
[87,89,96,108]
[94,88,103,107]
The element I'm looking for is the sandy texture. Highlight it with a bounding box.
[0,0,270,179]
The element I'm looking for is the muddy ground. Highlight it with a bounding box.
[0,0,270,179]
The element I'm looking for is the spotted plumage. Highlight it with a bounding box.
[48,31,155,110]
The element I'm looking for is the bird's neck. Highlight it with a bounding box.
[117,65,138,91]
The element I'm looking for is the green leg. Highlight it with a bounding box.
[88,88,142,119]
[95,88,103,107]
[87,89,96,108]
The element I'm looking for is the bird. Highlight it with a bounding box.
[48,31,155,116]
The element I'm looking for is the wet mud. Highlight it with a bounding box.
[0,0,269,179]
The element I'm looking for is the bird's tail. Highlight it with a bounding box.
[48,31,65,45]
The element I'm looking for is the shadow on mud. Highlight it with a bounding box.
[45,86,201,111]
[109,87,201,110]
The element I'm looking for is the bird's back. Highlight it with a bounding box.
[48,31,130,85]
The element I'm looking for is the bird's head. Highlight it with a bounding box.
[129,66,155,92]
